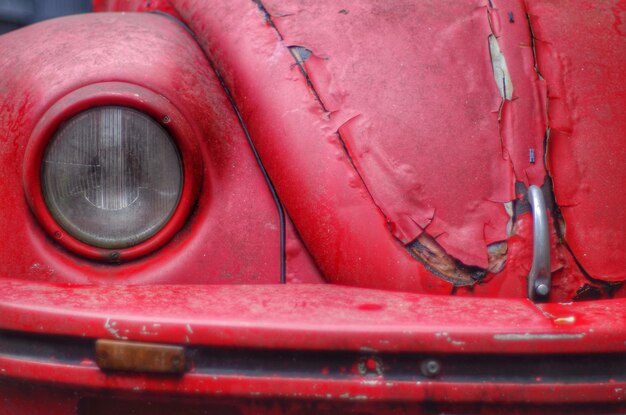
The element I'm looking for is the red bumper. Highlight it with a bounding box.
[1,277,626,409]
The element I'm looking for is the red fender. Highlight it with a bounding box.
[0,12,322,285]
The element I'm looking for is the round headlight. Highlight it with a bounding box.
[42,106,182,249]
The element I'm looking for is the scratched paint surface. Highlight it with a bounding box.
[3,277,626,353]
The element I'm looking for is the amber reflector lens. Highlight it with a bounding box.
[42,106,182,249]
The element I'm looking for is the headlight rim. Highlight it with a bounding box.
[23,82,203,262]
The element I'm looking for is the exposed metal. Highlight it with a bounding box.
[488,34,514,100]
[527,185,551,301]
[1,0,625,410]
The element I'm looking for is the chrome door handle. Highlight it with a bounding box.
[527,185,551,301]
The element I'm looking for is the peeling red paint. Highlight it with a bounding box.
[92,0,625,298]
[527,0,626,281]
[264,0,513,269]
[488,0,548,186]
[0,1,625,410]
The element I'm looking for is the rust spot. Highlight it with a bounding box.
[407,233,487,286]
[487,241,508,273]
[574,284,603,301]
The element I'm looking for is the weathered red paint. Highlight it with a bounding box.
[0,12,323,285]
[164,0,461,294]
[2,278,626,406]
[0,0,624,411]
[3,355,626,404]
[527,0,626,282]
[266,0,516,269]
[1,278,626,354]
[4,381,626,415]
[93,0,625,299]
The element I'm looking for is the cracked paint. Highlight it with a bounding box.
[527,0,626,282]
[488,35,514,100]
[407,234,487,286]
[99,0,626,298]
[263,0,513,270]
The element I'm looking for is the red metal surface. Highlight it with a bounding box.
[1,277,625,354]
[95,0,625,298]
[148,0,453,295]
[93,0,181,17]
[2,356,625,405]
[4,382,625,415]
[1,277,626,406]
[0,12,323,284]
[265,0,517,269]
[0,1,624,411]
[527,0,626,282]
[455,210,588,301]
[484,0,549,187]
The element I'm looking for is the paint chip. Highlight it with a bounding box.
[488,35,514,100]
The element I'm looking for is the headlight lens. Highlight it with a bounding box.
[42,106,182,249]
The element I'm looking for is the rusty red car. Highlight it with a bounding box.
[0,0,624,413]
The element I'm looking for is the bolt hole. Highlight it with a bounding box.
[421,359,441,378]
